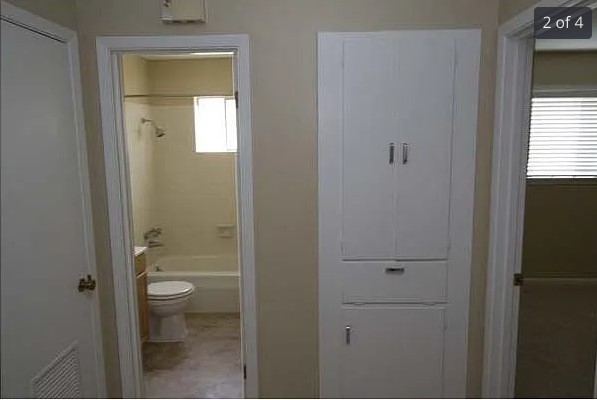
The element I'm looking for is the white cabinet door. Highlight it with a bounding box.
[395,35,455,259]
[341,306,445,398]
[341,38,397,259]
[341,34,456,260]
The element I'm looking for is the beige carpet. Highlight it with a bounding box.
[515,286,597,398]
[143,313,243,398]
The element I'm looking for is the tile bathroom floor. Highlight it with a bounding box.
[143,313,242,399]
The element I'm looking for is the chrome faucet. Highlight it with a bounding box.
[143,227,162,241]
[147,240,164,248]
[143,227,164,248]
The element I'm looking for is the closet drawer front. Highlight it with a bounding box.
[341,261,447,303]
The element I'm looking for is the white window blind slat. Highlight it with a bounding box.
[527,97,597,178]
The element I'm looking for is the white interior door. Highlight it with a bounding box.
[1,6,103,398]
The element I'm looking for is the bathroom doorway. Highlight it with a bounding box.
[96,36,257,398]
[124,51,243,398]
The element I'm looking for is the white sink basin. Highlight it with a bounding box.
[134,246,148,257]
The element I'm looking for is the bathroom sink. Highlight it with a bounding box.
[134,246,148,257]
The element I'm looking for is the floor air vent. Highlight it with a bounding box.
[31,342,82,398]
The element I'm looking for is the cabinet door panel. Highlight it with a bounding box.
[341,306,445,398]
[342,38,397,259]
[395,36,455,259]
[137,272,149,342]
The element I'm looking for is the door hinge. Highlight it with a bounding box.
[235,90,239,109]
[243,364,247,380]
[78,274,97,292]
[513,273,524,287]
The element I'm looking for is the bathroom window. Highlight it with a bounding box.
[194,96,237,153]
[527,96,597,178]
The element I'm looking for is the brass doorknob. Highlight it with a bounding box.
[78,274,97,292]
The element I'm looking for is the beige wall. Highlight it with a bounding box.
[147,58,233,96]
[123,56,237,264]
[124,98,156,246]
[122,55,156,248]
[533,51,597,87]
[499,0,541,23]
[122,54,150,96]
[74,1,500,397]
[522,182,597,277]
[3,0,78,30]
[4,0,506,397]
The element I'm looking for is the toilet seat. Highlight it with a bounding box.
[148,281,195,301]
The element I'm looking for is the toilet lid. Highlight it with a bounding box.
[148,281,194,299]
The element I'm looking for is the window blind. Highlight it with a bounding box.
[527,97,597,178]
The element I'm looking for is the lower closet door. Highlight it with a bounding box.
[341,306,445,398]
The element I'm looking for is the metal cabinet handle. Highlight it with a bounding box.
[402,143,410,164]
[345,325,351,344]
[385,267,405,274]
[389,143,395,164]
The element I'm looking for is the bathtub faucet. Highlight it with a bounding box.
[143,227,162,241]
[144,227,164,248]
[147,240,164,248]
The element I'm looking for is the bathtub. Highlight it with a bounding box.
[148,255,240,313]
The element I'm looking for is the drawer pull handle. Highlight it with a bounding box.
[345,325,351,345]
[389,143,395,164]
[385,267,405,274]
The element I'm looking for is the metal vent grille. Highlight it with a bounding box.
[31,343,82,398]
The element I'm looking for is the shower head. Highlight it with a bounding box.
[141,117,166,138]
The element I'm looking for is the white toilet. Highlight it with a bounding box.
[148,281,195,342]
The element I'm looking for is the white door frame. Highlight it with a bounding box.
[96,35,258,398]
[482,1,597,397]
[1,1,106,397]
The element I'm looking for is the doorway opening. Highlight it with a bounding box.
[483,2,597,397]
[96,36,257,399]
[513,34,597,399]
[122,51,242,398]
